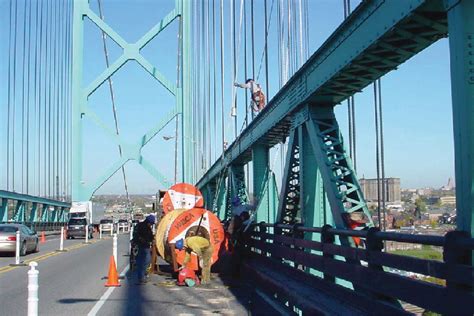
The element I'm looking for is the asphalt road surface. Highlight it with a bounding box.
[0,233,250,315]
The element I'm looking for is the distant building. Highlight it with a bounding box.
[359,177,401,203]
[439,196,456,205]
[441,177,455,191]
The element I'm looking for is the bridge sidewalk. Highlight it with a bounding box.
[96,261,251,316]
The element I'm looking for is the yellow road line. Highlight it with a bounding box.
[0,239,101,276]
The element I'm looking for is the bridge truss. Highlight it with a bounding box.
[198,0,473,240]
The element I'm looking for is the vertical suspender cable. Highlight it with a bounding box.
[202,0,206,172]
[61,0,66,199]
[97,0,131,206]
[305,0,309,58]
[38,0,45,196]
[251,0,255,80]
[264,0,270,96]
[243,0,248,127]
[52,0,57,198]
[351,95,356,171]
[68,0,72,199]
[47,0,52,198]
[212,0,217,161]
[12,0,18,192]
[59,0,63,199]
[378,79,386,231]
[21,0,28,193]
[26,0,33,194]
[55,0,60,199]
[231,0,237,139]
[297,0,303,66]
[207,0,211,168]
[7,0,13,191]
[287,0,291,76]
[33,0,39,195]
[243,0,250,191]
[51,0,56,198]
[374,83,381,228]
[220,0,225,154]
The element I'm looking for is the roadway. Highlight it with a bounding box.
[0,232,250,315]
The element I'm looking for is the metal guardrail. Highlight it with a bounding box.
[244,223,474,315]
[1,221,66,233]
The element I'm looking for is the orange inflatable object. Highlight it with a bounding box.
[167,208,224,271]
[162,183,204,214]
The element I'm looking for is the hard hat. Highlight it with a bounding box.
[145,214,156,224]
[175,238,184,250]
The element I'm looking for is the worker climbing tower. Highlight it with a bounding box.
[71,0,193,201]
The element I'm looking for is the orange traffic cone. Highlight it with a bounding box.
[105,256,121,287]
[40,231,46,244]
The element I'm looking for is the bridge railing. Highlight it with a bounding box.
[0,221,66,233]
[244,223,474,315]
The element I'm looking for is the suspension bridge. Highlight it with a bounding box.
[1,0,473,315]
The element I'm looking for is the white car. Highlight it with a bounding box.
[99,219,114,234]
[117,219,129,232]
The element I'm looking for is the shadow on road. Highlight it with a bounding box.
[58,298,98,304]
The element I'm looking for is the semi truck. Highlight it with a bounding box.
[69,201,93,223]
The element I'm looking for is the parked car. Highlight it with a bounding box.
[0,224,39,256]
[117,219,129,232]
[66,218,93,239]
[99,218,114,234]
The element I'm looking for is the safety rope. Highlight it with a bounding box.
[97,0,131,208]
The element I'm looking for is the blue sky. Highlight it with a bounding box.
[0,0,454,195]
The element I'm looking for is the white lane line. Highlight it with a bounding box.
[87,264,130,316]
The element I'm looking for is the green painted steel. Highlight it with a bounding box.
[268,172,279,223]
[40,205,49,222]
[0,198,8,222]
[0,190,70,208]
[210,171,228,219]
[51,207,58,222]
[230,165,249,205]
[304,105,371,229]
[72,0,192,201]
[29,203,38,222]
[13,201,25,222]
[277,130,301,225]
[0,190,69,223]
[252,146,271,223]
[446,0,474,238]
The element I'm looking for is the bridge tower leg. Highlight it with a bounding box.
[447,0,474,239]
[71,0,192,201]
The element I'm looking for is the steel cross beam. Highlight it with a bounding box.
[72,0,191,201]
